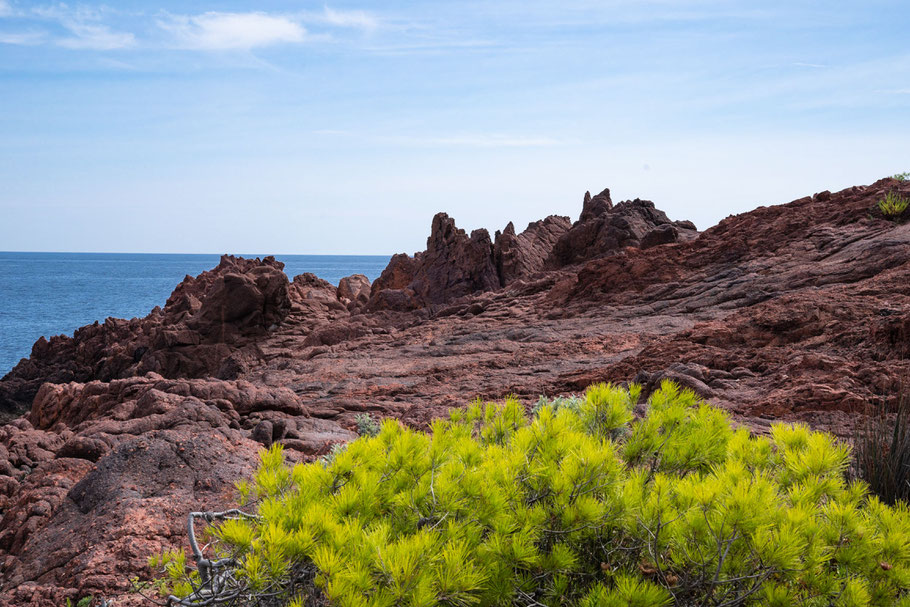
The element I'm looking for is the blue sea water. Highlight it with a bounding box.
[0,252,390,377]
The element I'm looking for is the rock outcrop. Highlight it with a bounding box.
[548,189,698,267]
[0,256,292,420]
[411,213,502,306]
[369,213,502,310]
[0,374,355,606]
[369,191,693,310]
[493,215,572,285]
[337,274,371,310]
[2,176,909,605]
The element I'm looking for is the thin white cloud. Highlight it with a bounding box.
[0,30,45,45]
[793,62,827,69]
[2,5,376,52]
[58,22,134,50]
[317,7,377,30]
[18,4,135,49]
[159,12,306,50]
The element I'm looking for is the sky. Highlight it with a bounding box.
[1,1,908,255]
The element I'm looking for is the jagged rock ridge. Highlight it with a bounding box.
[369,188,695,310]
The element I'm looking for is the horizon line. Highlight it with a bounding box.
[0,250,395,257]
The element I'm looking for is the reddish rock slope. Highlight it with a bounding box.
[1,177,909,604]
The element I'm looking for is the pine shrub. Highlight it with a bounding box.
[152,382,910,606]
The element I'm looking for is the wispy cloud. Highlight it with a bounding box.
[793,62,826,69]
[1,5,376,52]
[158,12,306,50]
[4,4,135,49]
[57,21,134,50]
[0,30,45,45]
[312,7,377,30]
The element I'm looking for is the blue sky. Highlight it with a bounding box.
[1,1,908,254]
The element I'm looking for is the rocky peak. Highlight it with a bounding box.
[548,190,697,267]
[411,214,500,306]
[579,187,613,223]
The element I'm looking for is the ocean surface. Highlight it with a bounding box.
[0,252,391,377]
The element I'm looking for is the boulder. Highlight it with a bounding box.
[337,274,371,309]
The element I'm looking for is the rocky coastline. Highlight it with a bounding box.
[1,177,909,605]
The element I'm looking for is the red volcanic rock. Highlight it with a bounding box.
[0,256,293,418]
[411,213,501,305]
[370,213,501,309]
[337,274,371,310]
[371,253,419,293]
[580,188,613,222]
[1,433,255,607]
[288,273,347,315]
[494,216,572,285]
[549,191,697,267]
[163,255,289,331]
[368,254,421,311]
[368,192,694,310]
[1,176,910,604]
[0,375,355,605]
[640,223,681,249]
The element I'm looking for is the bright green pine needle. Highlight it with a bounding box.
[151,381,910,606]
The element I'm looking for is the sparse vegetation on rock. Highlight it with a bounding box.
[853,390,910,506]
[152,382,910,606]
[354,413,381,438]
[879,190,910,218]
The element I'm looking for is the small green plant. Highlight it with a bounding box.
[152,382,910,606]
[893,172,910,182]
[853,389,910,505]
[879,190,910,218]
[64,596,94,607]
[318,441,347,467]
[354,412,381,437]
[531,393,584,417]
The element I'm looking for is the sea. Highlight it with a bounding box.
[0,252,391,377]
